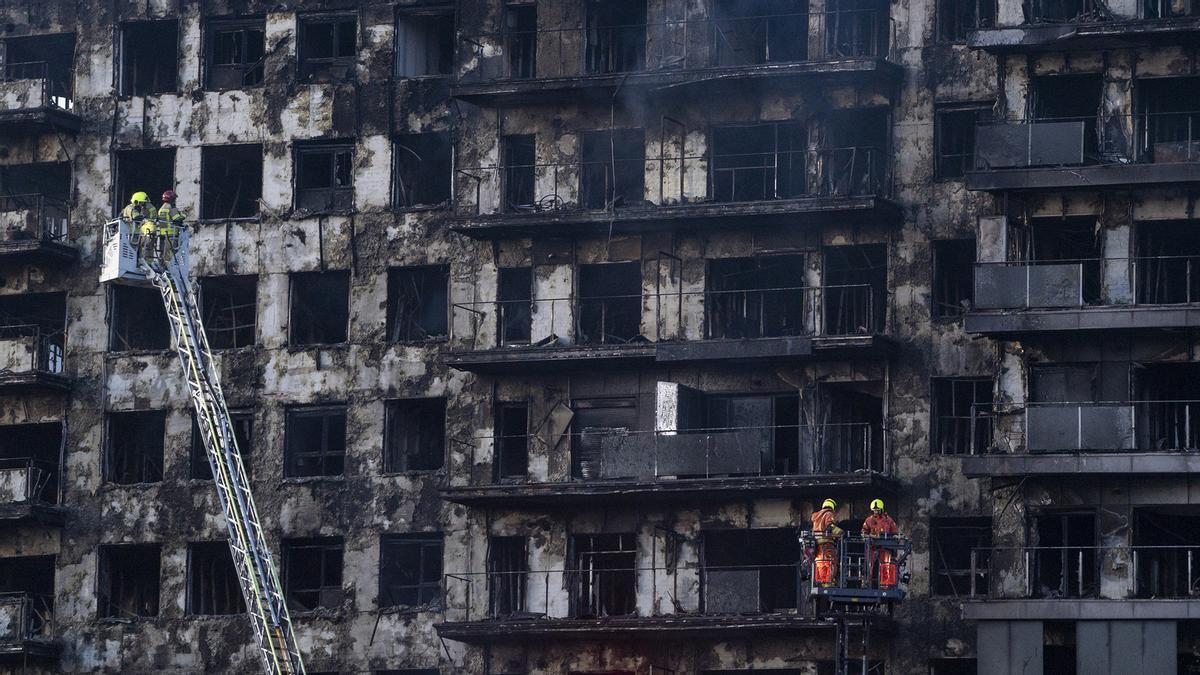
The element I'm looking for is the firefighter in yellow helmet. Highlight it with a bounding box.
[121,192,157,259]
[811,498,844,586]
[861,498,899,589]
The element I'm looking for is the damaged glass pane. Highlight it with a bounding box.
[295,143,355,211]
[207,20,265,89]
[393,133,451,208]
[299,15,356,81]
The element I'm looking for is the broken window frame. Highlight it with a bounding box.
[1030,510,1098,599]
[493,402,529,481]
[931,377,993,455]
[579,128,646,210]
[284,405,347,478]
[501,134,536,211]
[104,410,166,485]
[186,541,246,615]
[709,122,808,203]
[709,0,810,67]
[383,398,446,473]
[0,422,63,506]
[937,0,996,42]
[386,265,450,343]
[200,275,258,350]
[190,409,253,480]
[379,533,444,608]
[1,33,76,108]
[288,270,350,347]
[705,255,808,340]
[931,238,975,318]
[583,0,647,75]
[118,20,179,96]
[98,544,161,619]
[498,267,533,346]
[294,141,355,212]
[569,533,637,618]
[204,18,266,90]
[487,535,528,617]
[576,262,643,345]
[395,5,455,78]
[504,2,538,79]
[297,13,358,81]
[200,143,263,220]
[935,105,989,181]
[392,132,452,209]
[282,537,344,612]
[929,517,991,597]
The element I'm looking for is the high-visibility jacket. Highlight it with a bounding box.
[862,512,899,537]
[812,508,843,542]
[122,203,151,221]
[157,204,185,235]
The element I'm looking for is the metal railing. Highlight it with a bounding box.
[967,545,1200,599]
[0,592,54,641]
[972,255,1200,311]
[455,10,895,85]
[0,61,73,110]
[974,110,1200,170]
[457,420,889,487]
[0,457,57,504]
[0,324,65,375]
[449,284,881,350]
[968,399,1200,454]
[454,146,893,217]
[0,194,70,243]
[1019,0,1199,22]
[443,562,805,623]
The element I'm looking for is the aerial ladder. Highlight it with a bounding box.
[101,218,306,675]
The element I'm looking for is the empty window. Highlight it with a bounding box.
[505,3,537,79]
[201,144,263,219]
[571,533,636,617]
[187,542,245,615]
[932,377,993,455]
[825,0,890,58]
[502,134,536,211]
[1136,77,1200,164]
[120,21,178,96]
[1022,216,1103,304]
[1136,363,1200,451]
[295,141,354,211]
[386,266,449,342]
[498,267,532,345]
[823,244,887,335]
[0,292,66,373]
[285,406,346,478]
[1032,75,1102,158]
[114,148,175,217]
[393,133,451,208]
[191,410,253,480]
[703,529,803,613]
[200,275,258,349]
[585,1,646,74]
[712,0,808,65]
[289,271,350,346]
[706,256,806,339]
[2,33,75,107]
[0,555,55,633]
[384,398,446,472]
[283,537,344,612]
[1136,220,1200,304]
[0,423,62,505]
[1132,509,1200,598]
[577,262,642,345]
[932,239,975,317]
[488,536,527,616]
[206,19,265,90]
[379,534,443,608]
[494,403,528,481]
[110,284,170,352]
[396,8,454,77]
[1032,511,1097,598]
[821,108,890,196]
[930,518,991,597]
[0,162,71,238]
[936,107,986,180]
[299,14,357,81]
[99,544,160,618]
[105,410,165,484]
[938,0,995,42]
[710,123,806,202]
[580,129,645,210]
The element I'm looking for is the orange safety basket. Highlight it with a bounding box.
[879,561,897,587]
[814,559,834,584]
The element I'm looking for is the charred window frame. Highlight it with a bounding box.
[119,20,178,96]
[289,271,350,347]
[393,133,452,209]
[822,244,887,335]
[395,6,454,77]
[498,267,533,345]
[709,122,807,202]
[191,410,253,480]
[294,141,354,212]
[114,148,176,216]
[379,534,444,608]
[200,275,258,350]
[504,2,537,79]
[201,144,263,220]
[186,541,245,615]
[702,528,803,612]
[932,377,993,455]
[705,255,807,340]
[488,535,527,616]
[502,134,536,211]
[584,0,647,75]
[104,410,166,484]
[386,265,449,343]
[2,33,76,107]
[494,403,529,481]
[937,0,996,42]
[384,398,446,473]
[930,518,991,596]
[577,262,643,345]
[935,105,988,180]
[284,405,347,478]
[579,129,646,210]
[571,397,638,478]
[0,423,62,505]
[298,14,357,81]
[932,239,975,318]
[710,0,809,66]
[282,537,344,612]
[569,533,637,617]
[98,544,160,619]
[205,18,265,90]
[1030,511,1098,599]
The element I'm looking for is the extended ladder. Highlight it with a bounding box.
[145,234,304,674]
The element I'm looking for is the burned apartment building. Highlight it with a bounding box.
[1,0,1200,672]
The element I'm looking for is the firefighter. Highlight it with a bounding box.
[155,190,186,259]
[862,498,899,588]
[121,192,156,260]
[811,498,844,586]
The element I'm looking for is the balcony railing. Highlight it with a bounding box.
[967,545,1200,599]
[450,283,882,351]
[455,10,894,86]
[974,111,1200,170]
[0,194,70,244]
[0,62,73,110]
[1018,0,1200,23]
[973,256,1200,310]
[0,458,57,505]
[444,562,803,622]
[0,325,64,376]
[967,400,1200,454]
[0,592,53,642]
[453,146,893,218]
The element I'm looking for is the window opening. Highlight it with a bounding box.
[105,410,165,484]
[284,406,347,477]
[99,544,160,618]
[384,398,446,472]
[283,537,344,611]
[289,271,349,346]
[386,265,449,342]
[201,144,262,219]
[379,534,443,607]
[187,541,245,615]
[120,21,178,95]
[577,262,642,345]
[570,533,636,617]
[206,19,265,90]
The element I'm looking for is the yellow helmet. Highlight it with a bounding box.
[870,498,884,511]
[822,498,837,510]
[131,191,149,205]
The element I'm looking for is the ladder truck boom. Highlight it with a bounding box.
[102,219,306,674]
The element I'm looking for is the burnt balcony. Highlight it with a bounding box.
[0,326,68,393]
[966,256,1200,335]
[962,400,1200,476]
[969,0,1200,53]
[449,146,899,238]
[0,593,58,661]
[966,111,1200,191]
[0,61,79,136]
[0,458,63,526]
[452,9,899,105]
[444,284,892,374]
[0,195,75,264]
[442,421,893,507]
